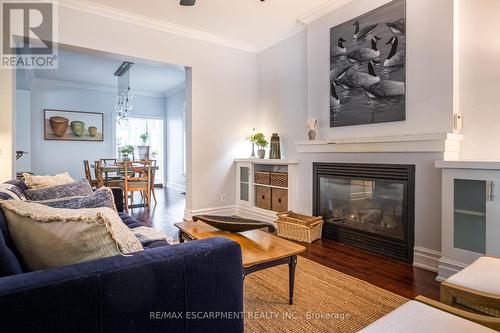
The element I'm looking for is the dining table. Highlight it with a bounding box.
[91,162,160,186]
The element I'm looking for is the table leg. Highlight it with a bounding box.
[178,230,185,243]
[289,255,297,305]
[105,172,109,187]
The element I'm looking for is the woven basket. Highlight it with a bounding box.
[254,171,270,185]
[276,217,323,243]
[271,188,288,212]
[270,172,288,187]
[276,211,323,226]
[255,185,272,210]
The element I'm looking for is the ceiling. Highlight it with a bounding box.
[18,48,186,94]
[82,0,331,50]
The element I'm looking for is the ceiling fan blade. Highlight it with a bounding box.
[180,0,196,6]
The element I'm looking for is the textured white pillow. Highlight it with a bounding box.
[0,200,143,271]
[23,172,75,189]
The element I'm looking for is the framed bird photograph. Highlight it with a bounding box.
[330,0,406,127]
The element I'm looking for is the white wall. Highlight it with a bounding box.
[458,0,500,160]
[256,0,455,256]
[166,87,187,192]
[54,4,258,213]
[15,90,31,173]
[29,81,166,179]
[257,32,307,158]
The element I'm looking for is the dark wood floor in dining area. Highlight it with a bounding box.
[132,188,440,301]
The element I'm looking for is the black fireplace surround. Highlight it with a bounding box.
[313,163,415,263]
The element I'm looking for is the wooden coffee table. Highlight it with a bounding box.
[174,221,305,305]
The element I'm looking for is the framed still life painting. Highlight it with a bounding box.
[44,109,104,141]
[330,0,406,127]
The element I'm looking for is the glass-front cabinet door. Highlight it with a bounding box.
[453,179,487,254]
[236,162,252,207]
[444,170,500,263]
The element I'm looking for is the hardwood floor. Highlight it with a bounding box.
[299,238,440,301]
[132,188,440,301]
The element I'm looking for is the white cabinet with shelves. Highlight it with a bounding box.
[436,161,500,280]
[235,159,298,223]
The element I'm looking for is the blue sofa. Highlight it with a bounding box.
[0,182,244,332]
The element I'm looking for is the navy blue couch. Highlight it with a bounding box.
[0,181,244,332]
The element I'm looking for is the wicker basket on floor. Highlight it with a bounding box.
[276,211,323,243]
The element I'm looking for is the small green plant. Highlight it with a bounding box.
[140,132,149,144]
[121,145,135,156]
[248,132,269,149]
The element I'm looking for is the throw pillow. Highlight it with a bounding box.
[23,172,75,189]
[0,200,143,271]
[5,179,28,192]
[25,180,93,201]
[38,187,117,211]
[0,183,26,201]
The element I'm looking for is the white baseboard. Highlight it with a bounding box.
[437,257,468,281]
[166,182,186,192]
[413,246,441,273]
[184,205,236,220]
[236,206,277,224]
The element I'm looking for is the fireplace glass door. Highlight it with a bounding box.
[319,177,406,240]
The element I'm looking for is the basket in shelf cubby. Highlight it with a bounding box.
[254,171,271,185]
[271,188,288,212]
[270,172,288,188]
[255,185,272,210]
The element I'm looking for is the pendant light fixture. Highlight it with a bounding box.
[114,61,134,125]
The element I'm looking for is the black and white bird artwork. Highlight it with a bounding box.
[353,20,378,40]
[347,36,382,63]
[384,36,405,67]
[329,0,406,127]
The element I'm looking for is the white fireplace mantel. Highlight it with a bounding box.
[295,133,463,160]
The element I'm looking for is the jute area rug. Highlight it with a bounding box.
[244,257,407,333]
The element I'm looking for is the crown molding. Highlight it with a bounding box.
[298,0,355,25]
[31,78,166,98]
[56,0,257,53]
[164,83,186,98]
[256,25,306,53]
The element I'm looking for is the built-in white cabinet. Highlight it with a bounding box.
[235,159,298,223]
[436,161,500,280]
[236,162,252,208]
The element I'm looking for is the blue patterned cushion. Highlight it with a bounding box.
[5,179,28,192]
[38,187,116,210]
[0,184,26,201]
[24,180,93,201]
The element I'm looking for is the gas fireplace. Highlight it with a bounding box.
[313,163,415,263]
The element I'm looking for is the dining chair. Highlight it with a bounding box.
[118,160,151,212]
[94,160,122,188]
[83,160,99,188]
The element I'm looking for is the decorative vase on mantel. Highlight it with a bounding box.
[269,133,281,159]
[257,149,265,159]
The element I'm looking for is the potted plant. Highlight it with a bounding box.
[249,132,268,159]
[139,132,149,145]
[121,145,135,161]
